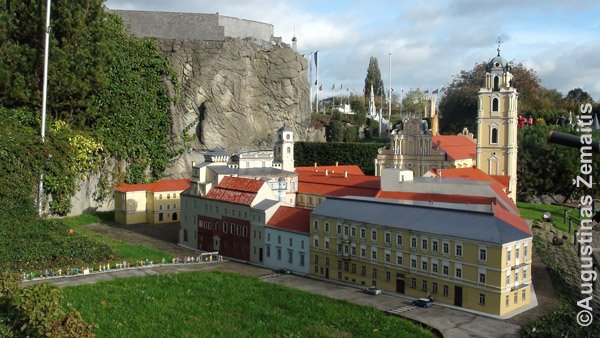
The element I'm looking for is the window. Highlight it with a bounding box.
[479,273,486,284]
[422,239,428,250]
[223,223,227,233]
[479,294,486,306]
[456,268,462,279]
[314,255,319,264]
[288,250,293,264]
[443,242,449,254]
[324,222,329,232]
[344,225,349,236]
[385,253,391,263]
[351,264,356,273]
[411,278,417,288]
[167,194,170,199]
[386,271,391,282]
[371,230,377,241]
[396,255,403,265]
[301,240,304,249]
[267,233,271,242]
[325,257,330,267]
[522,290,526,301]
[432,283,438,294]
[159,205,163,210]
[371,249,377,260]
[289,238,293,247]
[360,228,366,239]
[159,194,163,200]
[411,236,417,248]
[443,265,449,276]
[507,250,512,263]
[314,238,319,248]
[505,295,509,307]
[523,267,527,280]
[300,253,305,266]
[506,274,510,285]
[493,76,500,91]
[397,234,403,246]
[277,247,282,261]
[167,204,171,210]
[432,263,438,274]
[385,233,391,243]
[492,97,499,111]
[325,240,330,249]
[361,266,366,276]
[443,285,448,296]
[480,249,487,261]
[455,244,462,257]
[514,292,518,304]
[411,259,417,269]
[361,248,366,258]
[314,266,319,273]
[351,226,356,237]
[515,270,519,283]
[313,220,318,230]
[372,268,377,279]
[491,126,498,144]
[524,245,528,259]
[432,240,438,252]
[351,246,356,256]
[516,247,520,260]
[422,261,428,271]
[422,280,427,291]
[337,224,342,234]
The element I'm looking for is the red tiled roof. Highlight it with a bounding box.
[116,179,191,193]
[267,206,311,234]
[432,135,476,161]
[205,177,265,205]
[297,170,380,197]
[216,176,264,193]
[376,191,496,205]
[491,175,510,188]
[295,165,365,176]
[493,204,531,235]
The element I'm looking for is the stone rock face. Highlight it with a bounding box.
[160,38,310,159]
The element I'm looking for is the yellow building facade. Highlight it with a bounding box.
[310,196,533,317]
[115,179,191,225]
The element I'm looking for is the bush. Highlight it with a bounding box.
[0,273,95,338]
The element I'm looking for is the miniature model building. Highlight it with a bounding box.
[115,179,191,225]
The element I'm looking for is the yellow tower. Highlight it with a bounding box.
[476,43,518,202]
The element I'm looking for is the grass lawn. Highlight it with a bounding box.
[517,202,579,232]
[63,271,435,338]
[61,212,172,264]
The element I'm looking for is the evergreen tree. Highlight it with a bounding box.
[364,57,385,99]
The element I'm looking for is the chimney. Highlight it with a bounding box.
[314,162,317,167]
[335,161,339,166]
[344,170,348,178]
[325,169,329,176]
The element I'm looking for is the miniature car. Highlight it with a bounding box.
[275,268,292,274]
[411,298,433,308]
[363,286,382,295]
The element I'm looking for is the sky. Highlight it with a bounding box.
[105,0,600,102]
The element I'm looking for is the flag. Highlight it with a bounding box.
[424,89,429,94]
[339,84,343,90]
[319,85,323,91]
[432,88,439,94]
[314,51,318,68]
[332,83,335,90]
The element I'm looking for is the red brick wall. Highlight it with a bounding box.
[197,215,251,261]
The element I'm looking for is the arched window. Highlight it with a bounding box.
[490,126,499,144]
[492,98,499,112]
[286,146,291,154]
[488,156,499,175]
[493,76,500,91]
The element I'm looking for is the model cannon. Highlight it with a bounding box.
[547,131,599,153]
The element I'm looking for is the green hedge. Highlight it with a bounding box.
[295,142,385,175]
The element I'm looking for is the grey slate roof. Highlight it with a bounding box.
[207,165,295,178]
[312,197,530,245]
[253,199,280,211]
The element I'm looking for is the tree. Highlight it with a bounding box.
[364,57,385,99]
[327,120,344,142]
[350,97,367,126]
[401,89,428,116]
[439,62,542,134]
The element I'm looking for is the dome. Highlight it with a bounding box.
[487,55,509,71]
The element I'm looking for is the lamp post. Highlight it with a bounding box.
[38,0,51,216]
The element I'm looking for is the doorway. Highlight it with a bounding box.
[454,286,463,306]
[396,279,405,294]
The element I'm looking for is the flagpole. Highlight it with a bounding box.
[308,53,313,113]
[315,51,319,114]
[388,52,392,122]
[38,0,51,216]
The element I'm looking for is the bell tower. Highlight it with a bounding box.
[275,125,294,172]
[476,39,518,202]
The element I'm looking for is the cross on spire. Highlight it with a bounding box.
[496,36,503,56]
